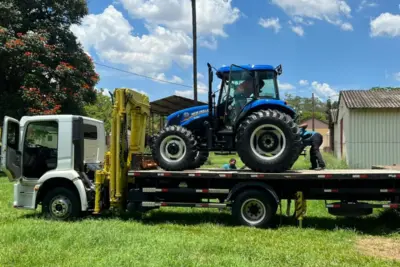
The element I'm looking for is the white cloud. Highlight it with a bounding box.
[341,22,353,31]
[279,82,295,90]
[291,25,304,36]
[71,1,241,83]
[155,73,184,84]
[175,81,208,98]
[357,0,378,12]
[175,90,193,98]
[199,36,218,50]
[119,0,240,37]
[70,5,192,81]
[370,13,400,37]
[299,79,309,86]
[394,72,400,81]
[197,72,205,80]
[271,0,353,32]
[311,81,338,99]
[259,17,282,33]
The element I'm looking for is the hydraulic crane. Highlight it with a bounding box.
[94,88,151,213]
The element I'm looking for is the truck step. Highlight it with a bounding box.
[141,201,227,208]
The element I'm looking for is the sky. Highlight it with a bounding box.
[70,0,400,102]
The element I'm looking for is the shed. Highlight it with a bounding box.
[332,89,400,168]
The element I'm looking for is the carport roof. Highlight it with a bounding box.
[150,95,207,116]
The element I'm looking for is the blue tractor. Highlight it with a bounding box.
[150,63,303,173]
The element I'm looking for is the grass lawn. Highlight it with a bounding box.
[1,152,400,267]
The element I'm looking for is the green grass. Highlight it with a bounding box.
[1,153,399,266]
[203,150,348,170]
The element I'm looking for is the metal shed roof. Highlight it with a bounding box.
[340,89,400,109]
[150,95,207,116]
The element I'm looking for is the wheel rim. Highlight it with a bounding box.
[160,135,187,163]
[50,195,72,218]
[241,198,266,225]
[250,124,286,161]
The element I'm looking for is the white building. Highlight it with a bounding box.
[331,89,400,169]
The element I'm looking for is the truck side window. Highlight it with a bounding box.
[84,124,97,140]
[23,121,58,179]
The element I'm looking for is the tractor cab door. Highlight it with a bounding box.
[223,65,256,127]
[1,116,21,181]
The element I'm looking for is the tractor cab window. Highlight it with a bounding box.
[258,71,278,99]
[23,121,58,178]
[224,70,256,125]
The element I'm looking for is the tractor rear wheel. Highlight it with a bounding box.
[151,126,198,171]
[236,109,302,173]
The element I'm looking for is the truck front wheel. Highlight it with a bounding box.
[42,187,81,221]
[232,190,277,228]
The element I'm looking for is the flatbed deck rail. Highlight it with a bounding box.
[129,169,400,179]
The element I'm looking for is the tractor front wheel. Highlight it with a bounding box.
[151,126,198,171]
[188,151,209,169]
[236,109,302,173]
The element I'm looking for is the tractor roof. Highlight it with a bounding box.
[216,64,275,74]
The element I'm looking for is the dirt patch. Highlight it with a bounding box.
[356,236,400,261]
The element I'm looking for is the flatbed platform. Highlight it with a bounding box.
[129,168,400,180]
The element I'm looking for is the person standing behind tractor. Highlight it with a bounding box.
[299,123,326,170]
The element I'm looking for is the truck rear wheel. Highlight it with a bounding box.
[42,187,81,221]
[236,109,302,173]
[151,126,198,171]
[232,190,277,228]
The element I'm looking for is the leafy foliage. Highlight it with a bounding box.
[84,89,112,134]
[0,0,98,121]
[283,93,338,123]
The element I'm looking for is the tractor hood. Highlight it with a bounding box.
[166,105,209,126]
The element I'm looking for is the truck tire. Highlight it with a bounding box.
[236,109,302,173]
[232,190,277,228]
[188,151,209,169]
[151,125,198,171]
[42,187,81,221]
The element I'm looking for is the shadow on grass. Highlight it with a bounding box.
[20,208,400,235]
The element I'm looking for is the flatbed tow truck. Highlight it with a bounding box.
[2,88,400,228]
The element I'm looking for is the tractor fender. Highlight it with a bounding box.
[226,181,279,204]
[235,101,296,128]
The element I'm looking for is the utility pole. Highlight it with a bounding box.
[312,92,315,131]
[191,0,198,104]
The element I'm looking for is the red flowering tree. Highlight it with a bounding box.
[0,0,98,120]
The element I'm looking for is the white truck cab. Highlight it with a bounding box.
[1,115,106,219]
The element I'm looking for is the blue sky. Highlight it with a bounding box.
[70,0,400,102]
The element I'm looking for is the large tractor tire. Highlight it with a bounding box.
[236,109,302,173]
[188,151,209,169]
[151,126,198,171]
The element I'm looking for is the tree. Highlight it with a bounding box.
[283,93,328,123]
[0,0,98,121]
[84,89,112,135]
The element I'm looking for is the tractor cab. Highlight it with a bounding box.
[211,64,285,131]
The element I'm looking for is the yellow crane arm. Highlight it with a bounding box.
[95,88,150,213]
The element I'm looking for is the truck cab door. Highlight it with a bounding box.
[1,116,21,181]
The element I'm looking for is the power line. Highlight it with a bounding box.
[93,61,193,88]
